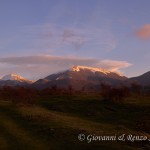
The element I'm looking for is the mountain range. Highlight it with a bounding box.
[33,66,127,90]
[0,66,150,90]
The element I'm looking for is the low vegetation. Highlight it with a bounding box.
[0,85,149,150]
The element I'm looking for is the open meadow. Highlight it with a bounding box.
[0,93,149,150]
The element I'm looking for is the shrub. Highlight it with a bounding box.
[100,83,130,103]
[0,86,38,105]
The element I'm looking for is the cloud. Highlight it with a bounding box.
[0,55,132,80]
[98,60,132,74]
[62,30,85,49]
[135,24,150,40]
[20,23,117,51]
[0,23,117,56]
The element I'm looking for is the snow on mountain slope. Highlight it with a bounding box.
[44,65,127,81]
[71,66,112,75]
[32,65,127,90]
[0,74,33,83]
[70,66,124,77]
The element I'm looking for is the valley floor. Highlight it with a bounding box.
[0,95,150,150]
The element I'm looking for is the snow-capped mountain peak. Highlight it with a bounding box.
[71,66,111,75]
[34,65,127,90]
[1,74,24,80]
[1,73,32,83]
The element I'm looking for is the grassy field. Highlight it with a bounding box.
[0,95,150,150]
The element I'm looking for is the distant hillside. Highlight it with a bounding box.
[128,71,150,86]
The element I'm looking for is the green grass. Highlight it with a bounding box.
[0,95,150,150]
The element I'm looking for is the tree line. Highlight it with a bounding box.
[0,82,149,105]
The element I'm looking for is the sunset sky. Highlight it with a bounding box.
[0,0,150,79]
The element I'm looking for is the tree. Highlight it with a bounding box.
[68,85,73,95]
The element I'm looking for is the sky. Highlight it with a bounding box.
[0,0,150,80]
